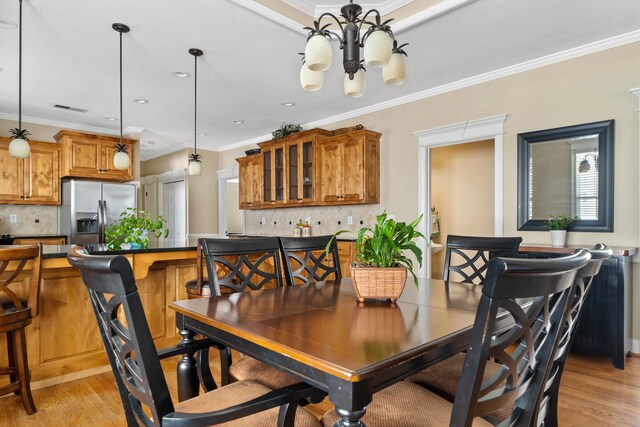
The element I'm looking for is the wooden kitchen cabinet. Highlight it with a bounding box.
[14,236,66,245]
[318,130,380,205]
[0,138,61,205]
[54,130,135,181]
[284,129,333,205]
[337,240,356,278]
[237,154,262,209]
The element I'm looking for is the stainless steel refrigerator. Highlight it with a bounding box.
[59,179,137,244]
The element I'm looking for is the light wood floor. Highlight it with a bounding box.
[1,353,638,426]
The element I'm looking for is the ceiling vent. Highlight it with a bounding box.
[53,104,88,113]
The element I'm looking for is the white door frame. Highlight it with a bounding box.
[217,166,243,236]
[414,114,507,278]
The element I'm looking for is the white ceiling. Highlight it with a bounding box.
[0,0,639,160]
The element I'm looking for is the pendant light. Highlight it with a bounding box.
[112,23,131,170]
[8,0,31,158]
[187,48,203,176]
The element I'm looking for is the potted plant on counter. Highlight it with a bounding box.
[329,211,425,302]
[547,214,575,247]
[105,208,169,250]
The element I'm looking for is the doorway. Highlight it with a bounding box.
[430,140,495,279]
[218,167,245,236]
[415,114,507,278]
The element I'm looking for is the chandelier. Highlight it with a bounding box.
[300,0,408,98]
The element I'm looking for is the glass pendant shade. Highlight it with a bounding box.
[304,35,332,71]
[382,52,406,86]
[113,151,131,169]
[300,63,324,91]
[364,30,392,68]
[9,137,30,158]
[188,160,202,176]
[343,69,366,98]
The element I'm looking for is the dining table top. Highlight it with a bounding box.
[169,277,484,383]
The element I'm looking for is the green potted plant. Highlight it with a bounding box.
[105,208,169,250]
[329,211,425,302]
[547,214,575,247]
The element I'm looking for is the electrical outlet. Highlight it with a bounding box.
[9,215,17,223]
[387,214,396,221]
[261,217,266,225]
[347,216,353,225]
[305,216,311,224]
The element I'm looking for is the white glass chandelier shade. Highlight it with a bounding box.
[304,35,332,71]
[343,69,366,98]
[300,63,324,91]
[188,160,202,176]
[113,151,131,170]
[9,138,30,158]
[382,52,406,86]
[363,30,392,68]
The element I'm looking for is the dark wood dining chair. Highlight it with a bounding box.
[199,237,301,390]
[0,243,42,415]
[536,243,612,427]
[322,250,591,427]
[67,245,323,427]
[279,235,342,286]
[443,235,523,284]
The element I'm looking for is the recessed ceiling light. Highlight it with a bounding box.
[232,120,244,124]
[105,116,118,121]
[133,98,149,104]
[0,19,18,30]
[198,132,207,136]
[281,101,296,107]
[174,71,191,78]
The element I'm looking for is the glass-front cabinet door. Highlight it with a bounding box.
[262,142,286,206]
[287,138,315,204]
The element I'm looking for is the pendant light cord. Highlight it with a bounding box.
[194,53,197,156]
[18,0,22,130]
[119,28,123,145]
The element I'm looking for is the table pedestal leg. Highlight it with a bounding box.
[333,407,367,427]
[177,329,199,401]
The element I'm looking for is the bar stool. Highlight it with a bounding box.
[0,244,43,414]
[184,243,210,298]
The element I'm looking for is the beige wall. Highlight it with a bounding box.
[220,42,640,248]
[141,148,219,235]
[430,140,494,279]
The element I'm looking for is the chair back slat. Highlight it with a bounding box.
[0,244,42,317]
[199,237,283,295]
[67,246,173,426]
[450,250,590,427]
[443,235,522,284]
[279,236,342,286]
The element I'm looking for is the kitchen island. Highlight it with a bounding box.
[1,242,200,386]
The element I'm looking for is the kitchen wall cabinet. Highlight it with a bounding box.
[236,128,376,209]
[54,130,135,182]
[237,154,262,209]
[317,130,380,205]
[0,138,61,205]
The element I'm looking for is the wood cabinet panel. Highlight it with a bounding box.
[0,138,61,205]
[261,142,287,206]
[337,240,356,278]
[55,130,135,182]
[238,154,262,209]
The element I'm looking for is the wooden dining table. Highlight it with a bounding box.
[169,278,490,426]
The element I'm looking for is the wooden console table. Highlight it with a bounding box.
[520,244,636,369]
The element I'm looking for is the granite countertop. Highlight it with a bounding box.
[35,240,198,258]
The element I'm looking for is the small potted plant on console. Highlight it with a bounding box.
[547,214,575,247]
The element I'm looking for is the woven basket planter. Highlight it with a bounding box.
[350,265,408,303]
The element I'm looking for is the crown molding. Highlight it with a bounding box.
[630,87,640,98]
[391,0,476,33]
[228,0,305,34]
[414,114,507,146]
[0,112,121,136]
[281,0,315,16]
[139,142,191,161]
[313,0,414,18]
[218,29,640,153]
[123,126,145,137]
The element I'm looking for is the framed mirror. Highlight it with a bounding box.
[517,120,614,232]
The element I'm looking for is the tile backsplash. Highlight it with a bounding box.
[245,205,381,237]
[0,205,58,235]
